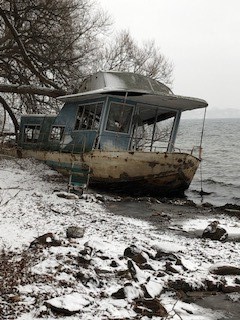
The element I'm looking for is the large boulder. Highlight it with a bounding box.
[134,298,168,317]
[30,233,61,248]
[124,245,148,265]
[202,221,228,241]
[66,226,85,238]
[45,293,91,315]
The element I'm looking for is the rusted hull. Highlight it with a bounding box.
[83,151,199,195]
[0,147,200,195]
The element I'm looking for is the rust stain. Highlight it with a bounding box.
[120,172,130,180]
[0,147,200,195]
[148,161,158,168]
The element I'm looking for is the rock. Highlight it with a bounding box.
[168,279,197,292]
[141,285,152,298]
[111,287,126,299]
[99,255,109,260]
[155,250,187,271]
[124,245,147,265]
[156,271,166,277]
[112,283,142,301]
[143,277,163,298]
[79,245,93,257]
[222,285,240,293]
[155,250,180,263]
[55,192,79,200]
[127,260,138,281]
[139,263,154,271]
[176,290,194,303]
[75,271,100,287]
[77,245,92,267]
[30,233,61,248]
[110,260,118,268]
[69,186,83,197]
[165,262,180,274]
[117,269,132,280]
[210,265,240,275]
[95,194,105,202]
[205,279,222,291]
[77,255,91,267]
[66,226,85,238]
[7,295,21,303]
[45,292,91,315]
[202,221,228,241]
[123,283,142,301]
[134,298,168,317]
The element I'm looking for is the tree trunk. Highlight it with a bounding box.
[0,96,19,140]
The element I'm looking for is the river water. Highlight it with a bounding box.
[175,118,240,207]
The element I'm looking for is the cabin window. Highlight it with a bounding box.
[23,125,41,143]
[49,126,65,141]
[74,102,103,131]
[106,102,133,133]
[132,106,176,151]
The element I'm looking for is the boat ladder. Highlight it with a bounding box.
[68,162,90,194]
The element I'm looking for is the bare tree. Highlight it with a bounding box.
[94,30,173,86]
[0,0,110,113]
[0,0,173,123]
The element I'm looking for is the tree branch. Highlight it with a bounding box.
[0,95,19,135]
[0,7,63,90]
[0,84,66,97]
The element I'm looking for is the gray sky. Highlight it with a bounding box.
[98,0,240,118]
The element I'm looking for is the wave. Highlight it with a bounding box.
[232,196,240,202]
[219,203,240,211]
[187,188,240,207]
[201,178,239,189]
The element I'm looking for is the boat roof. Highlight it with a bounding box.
[58,71,208,111]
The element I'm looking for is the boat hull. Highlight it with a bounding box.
[83,150,199,195]
[0,147,200,195]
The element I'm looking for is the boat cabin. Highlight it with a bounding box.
[18,71,207,155]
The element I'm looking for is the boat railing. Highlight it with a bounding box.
[131,136,169,152]
[172,145,202,158]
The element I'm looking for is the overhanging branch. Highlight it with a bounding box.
[0,7,63,91]
[0,95,19,136]
[0,84,66,97]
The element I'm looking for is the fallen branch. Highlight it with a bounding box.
[1,190,21,207]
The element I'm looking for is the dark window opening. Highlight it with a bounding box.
[131,106,176,151]
[106,102,133,133]
[23,125,41,143]
[74,102,103,131]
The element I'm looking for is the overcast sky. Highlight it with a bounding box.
[98,0,240,118]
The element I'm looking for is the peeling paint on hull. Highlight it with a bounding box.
[0,147,200,195]
[83,151,199,195]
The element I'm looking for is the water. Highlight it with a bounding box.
[175,118,240,207]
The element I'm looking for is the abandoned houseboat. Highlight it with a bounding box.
[3,71,208,195]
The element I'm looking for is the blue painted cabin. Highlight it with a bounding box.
[19,71,207,155]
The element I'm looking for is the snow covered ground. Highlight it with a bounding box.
[0,157,240,319]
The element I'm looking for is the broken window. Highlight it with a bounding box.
[132,106,175,151]
[106,102,133,133]
[49,126,65,141]
[23,125,41,143]
[74,102,103,131]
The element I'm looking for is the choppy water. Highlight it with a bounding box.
[175,118,240,206]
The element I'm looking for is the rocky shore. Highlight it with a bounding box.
[0,158,240,319]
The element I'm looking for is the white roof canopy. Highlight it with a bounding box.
[58,71,208,111]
